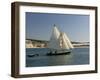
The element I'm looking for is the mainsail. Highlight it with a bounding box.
[48,25,61,49]
[48,25,74,50]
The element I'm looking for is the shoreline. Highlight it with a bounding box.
[26,46,89,49]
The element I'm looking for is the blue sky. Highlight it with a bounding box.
[26,12,89,42]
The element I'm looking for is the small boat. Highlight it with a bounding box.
[27,54,39,57]
[47,24,74,56]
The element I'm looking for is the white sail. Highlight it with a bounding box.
[59,32,70,49]
[63,32,74,48]
[48,25,74,51]
[48,25,61,49]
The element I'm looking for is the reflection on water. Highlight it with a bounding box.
[26,48,89,67]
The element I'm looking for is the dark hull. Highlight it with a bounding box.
[46,51,71,56]
[27,54,39,57]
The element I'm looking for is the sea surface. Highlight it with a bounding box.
[26,48,89,67]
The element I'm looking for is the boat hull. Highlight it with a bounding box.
[46,51,71,56]
[27,54,39,57]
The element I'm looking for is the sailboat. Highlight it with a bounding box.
[47,24,74,56]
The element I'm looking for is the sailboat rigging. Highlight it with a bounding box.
[47,24,74,55]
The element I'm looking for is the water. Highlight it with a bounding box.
[26,48,89,67]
